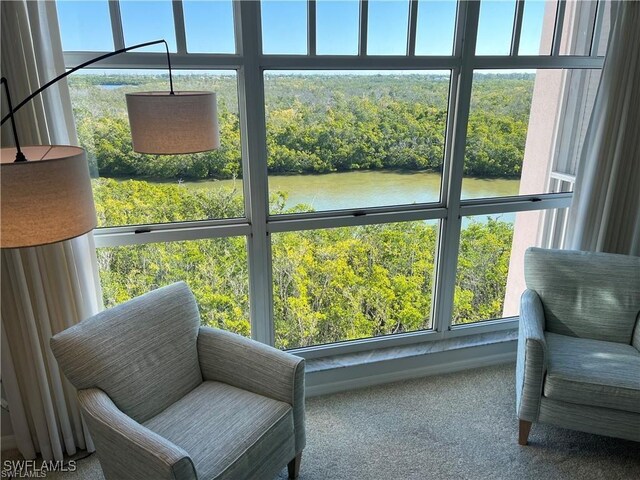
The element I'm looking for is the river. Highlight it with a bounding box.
[180,170,520,217]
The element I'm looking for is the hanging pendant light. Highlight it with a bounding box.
[127,91,219,154]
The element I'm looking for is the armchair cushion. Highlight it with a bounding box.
[143,381,295,480]
[543,333,640,414]
[524,248,640,344]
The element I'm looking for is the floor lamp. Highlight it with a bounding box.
[0,39,220,461]
[1,39,219,249]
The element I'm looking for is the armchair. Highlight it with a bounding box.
[516,248,640,445]
[50,282,305,480]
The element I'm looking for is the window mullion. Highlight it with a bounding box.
[236,0,275,346]
[552,0,567,56]
[308,0,317,56]
[589,0,605,56]
[511,0,525,56]
[359,0,369,56]
[108,0,125,49]
[432,0,480,335]
[172,0,187,54]
[407,0,419,56]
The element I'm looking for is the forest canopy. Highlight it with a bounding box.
[72,72,533,180]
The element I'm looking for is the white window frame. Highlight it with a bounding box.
[60,0,606,359]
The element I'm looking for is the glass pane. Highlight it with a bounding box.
[316,0,359,55]
[519,0,556,55]
[462,69,600,199]
[476,0,516,55]
[98,237,250,336]
[463,71,533,199]
[415,0,457,56]
[183,0,235,54]
[546,69,601,184]
[453,209,567,325]
[367,0,410,55]
[56,0,113,51]
[261,0,307,54]
[265,71,451,214]
[120,0,177,52]
[68,70,243,227]
[273,221,438,349]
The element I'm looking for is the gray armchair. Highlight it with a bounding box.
[51,282,305,480]
[516,248,640,445]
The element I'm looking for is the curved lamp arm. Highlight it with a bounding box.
[1,78,26,162]
[1,39,173,162]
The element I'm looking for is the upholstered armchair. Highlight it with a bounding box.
[516,248,640,445]
[51,282,305,480]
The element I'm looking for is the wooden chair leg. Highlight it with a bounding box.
[518,420,532,445]
[288,453,302,479]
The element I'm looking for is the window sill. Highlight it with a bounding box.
[303,329,517,397]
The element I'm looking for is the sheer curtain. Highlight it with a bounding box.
[1,0,101,460]
[567,1,640,255]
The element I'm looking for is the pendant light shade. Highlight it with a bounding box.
[126,91,220,155]
[0,146,97,248]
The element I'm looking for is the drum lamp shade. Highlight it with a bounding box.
[1,146,97,248]
[126,91,220,154]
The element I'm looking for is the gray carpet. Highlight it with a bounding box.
[4,364,639,479]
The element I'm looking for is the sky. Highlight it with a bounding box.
[57,0,548,59]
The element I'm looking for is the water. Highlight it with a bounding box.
[182,170,520,220]
[99,84,127,90]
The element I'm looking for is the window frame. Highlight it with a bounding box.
[60,0,606,358]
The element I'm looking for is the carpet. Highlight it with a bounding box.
[4,363,639,479]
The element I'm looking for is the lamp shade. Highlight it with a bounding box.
[1,146,97,248]
[126,91,219,154]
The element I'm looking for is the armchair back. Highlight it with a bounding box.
[524,248,640,344]
[51,282,203,423]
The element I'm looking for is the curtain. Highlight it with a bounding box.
[1,0,102,461]
[566,1,640,255]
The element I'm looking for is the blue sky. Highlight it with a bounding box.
[57,1,547,58]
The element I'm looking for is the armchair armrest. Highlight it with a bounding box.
[78,388,196,480]
[516,289,548,422]
[197,327,305,453]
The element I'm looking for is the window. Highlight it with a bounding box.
[120,1,177,52]
[57,0,610,354]
[519,0,554,55]
[316,1,359,56]
[69,70,243,227]
[273,221,438,349]
[261,0,307,54]
[57,0,113,51]
[462,68,600,199]
[183,0,235,54]
[476,0,517,55]
[367,0,410,55]
[453,208,567,325]
[98,237,250,335]
[415,0,457,56]
[265,71,450,213]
